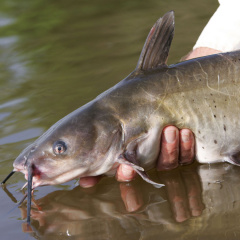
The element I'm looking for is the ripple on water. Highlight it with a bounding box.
[0,128,43,145]
[0,98,26,110]
[0,112,11,121]
[0,14,14,27]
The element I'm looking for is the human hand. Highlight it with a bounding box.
[79,126,195,188]
[183,47,221,61]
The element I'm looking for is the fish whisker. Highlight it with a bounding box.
[18,193,27,207]
[21,182,28,191]
[1,171,15,184]
[27,165,33,224]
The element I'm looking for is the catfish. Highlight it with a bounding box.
[3,11,240,223]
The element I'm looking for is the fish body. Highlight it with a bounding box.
[10,12,240,190]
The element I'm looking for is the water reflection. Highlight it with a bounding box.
[158,165,204,223]
[12,163,240,239]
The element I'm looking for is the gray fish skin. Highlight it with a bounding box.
[12,12,240,188]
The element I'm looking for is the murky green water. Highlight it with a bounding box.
[2,0,240,239]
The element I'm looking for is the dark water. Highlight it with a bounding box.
[2,0,240,239]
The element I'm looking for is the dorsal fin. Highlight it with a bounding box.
[136,11,174,71]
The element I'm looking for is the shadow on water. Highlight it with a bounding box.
[2,0,240,239]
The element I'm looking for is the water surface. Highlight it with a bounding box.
[2,0,238,239]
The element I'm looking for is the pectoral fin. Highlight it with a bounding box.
[117,153,164,188]
[225,152,240,165]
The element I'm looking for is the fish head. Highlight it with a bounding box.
[13,107,123,188]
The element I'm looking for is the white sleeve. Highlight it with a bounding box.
[193,0,240,52]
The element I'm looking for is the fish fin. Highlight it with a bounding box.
[136,11,174,71]
[117,153,164,188]
[133,168,164,188]
[225,152,240,165]
[116,157,144,171]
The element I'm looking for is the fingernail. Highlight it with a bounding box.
[79,178,95,188]
[79,180,92,188]
[181,129,190,142]
[164,129,176,143]
[79,182,91,188]
[121,165,134,178]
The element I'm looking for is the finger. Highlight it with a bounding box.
[115,164,137,182]
[179,129,195,165]
[119,183,143,212]
[157,126,179,171]
[79,176,102,188]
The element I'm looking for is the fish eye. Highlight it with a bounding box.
[53,141,67,155]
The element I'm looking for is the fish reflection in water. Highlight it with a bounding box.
[15,163,240,240]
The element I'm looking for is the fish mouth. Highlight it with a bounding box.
[35,167,89,187]
[13,164,43,188]
[13,166,27,176]
[15,157,90,188]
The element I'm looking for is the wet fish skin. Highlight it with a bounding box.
[151,52,240,165]
[11,11,240,189]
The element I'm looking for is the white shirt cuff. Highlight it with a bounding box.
[194,0,240,52]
